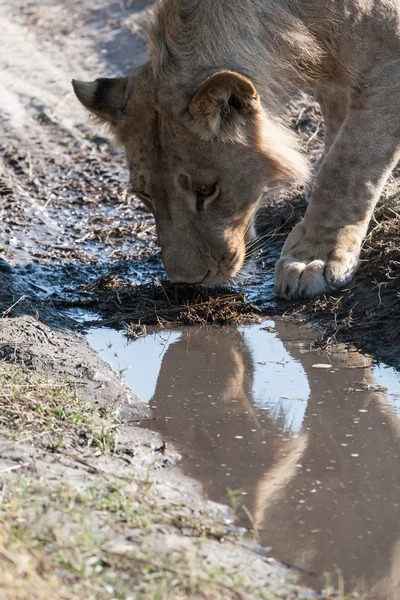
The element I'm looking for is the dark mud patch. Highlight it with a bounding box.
[42,196,307,330]
[57,279,262,329]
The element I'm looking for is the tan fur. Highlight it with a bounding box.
[73,0,400,295]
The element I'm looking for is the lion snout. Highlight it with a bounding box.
[163,248,243,286]
[159,220,249,286]
[161,245,210,285]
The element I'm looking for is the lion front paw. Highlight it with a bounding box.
[274,221,361,299]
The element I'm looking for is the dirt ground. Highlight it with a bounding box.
[0,0,398,598]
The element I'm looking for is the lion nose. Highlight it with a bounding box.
[164,260,209,284]
[161,243,209,285]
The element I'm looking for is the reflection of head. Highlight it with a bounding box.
[148,325,285,501]
[152,325,254,402]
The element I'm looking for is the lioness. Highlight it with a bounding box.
[73,0,400,298]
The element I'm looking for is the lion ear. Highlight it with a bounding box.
[189,71,260,140]
[72,77,128,124]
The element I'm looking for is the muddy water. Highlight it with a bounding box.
[88,320,400,598]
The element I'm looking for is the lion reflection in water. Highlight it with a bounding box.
[146,324,400,599]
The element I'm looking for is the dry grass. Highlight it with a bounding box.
[0,363,117,454]
[78,278,262,330]
[0,478,244,600]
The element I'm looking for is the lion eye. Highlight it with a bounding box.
[196,183,219,212]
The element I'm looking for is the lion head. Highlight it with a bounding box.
[73,64,308,284]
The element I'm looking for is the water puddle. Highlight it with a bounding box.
[88,320,400,598]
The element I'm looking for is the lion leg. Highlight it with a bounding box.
[316,85,350,156]
[275,96,400,299]
[305,86,350,202]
